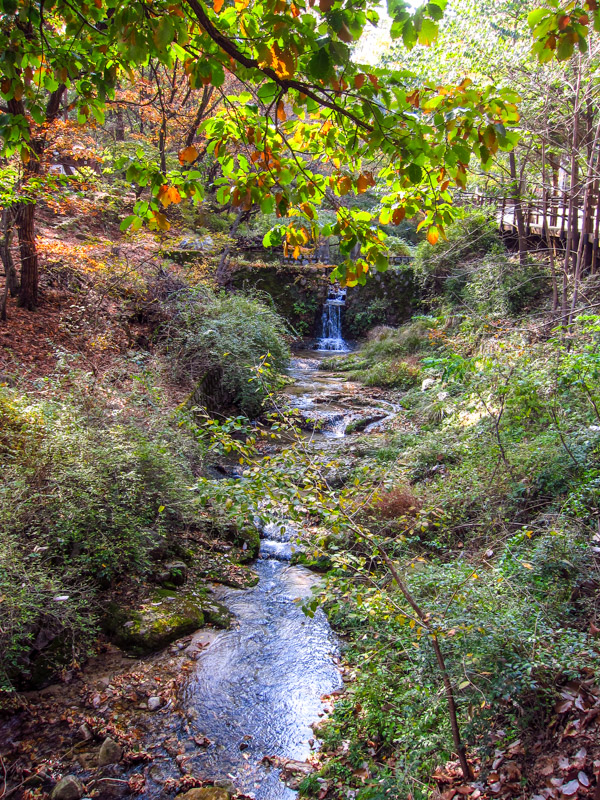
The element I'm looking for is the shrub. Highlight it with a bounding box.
[415,209,502,291]
[0,387,201,688]
[163,287,291,417]
[368,486,422,519]
[362,318,436,358]
[352,360,421,390]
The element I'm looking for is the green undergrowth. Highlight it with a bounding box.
[0,376,202,688]
[0,289,291,689]
[161,286,291,417]
[321,319,435,389]
[305,311,600,798]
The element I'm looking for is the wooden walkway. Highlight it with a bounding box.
[461,191,600,269]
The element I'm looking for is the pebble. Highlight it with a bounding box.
[148,696,162,711]
[78,723,93,741]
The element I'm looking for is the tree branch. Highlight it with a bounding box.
[183,0,373,133]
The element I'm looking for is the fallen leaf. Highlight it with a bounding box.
[577,772,589,787]
[561,780,579,796]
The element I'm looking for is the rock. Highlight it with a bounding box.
[214,779,236,794]
[105,592,205,656]
[77,723,93,741]
[421,378,436,391]
[211,518,260,563]
[155,561,188,587]
[164,561,188,586]
[98,737,123,766]
[344,414,386,435]
[147,696,161,711]
[51,776,84,800]
[262,757,313,790]
[179,789,232,800]
[201,599,233,629]
[143,529,170,561]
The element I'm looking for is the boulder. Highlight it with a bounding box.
[105,581,232,656]
[106,594,205,656]
[98,738,123,766]
[155,561,188,587]
[51,776,84,800]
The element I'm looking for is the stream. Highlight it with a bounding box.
[165,354,360,797]
[2,351,397,800]
[140,353,379,798]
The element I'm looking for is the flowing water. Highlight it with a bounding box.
[178,539,341,799]
[143,359,358,797]
[4,356,395,800]
[315,287,349,352]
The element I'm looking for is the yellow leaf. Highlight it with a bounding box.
[277,101,287,122]
[522,562,533,569]
[338,175,352,195]
[427,227,439,245]
[152,211,170,231]
[179,145,199,165]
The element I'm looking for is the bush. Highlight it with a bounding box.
[363,318,436,358]
[350,360,421,390]
[415,209,502,291]
[0,387,200,687]
[163,287,291,417]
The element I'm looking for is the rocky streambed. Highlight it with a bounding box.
[0,354,399,800]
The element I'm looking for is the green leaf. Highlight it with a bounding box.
[308,47,331,79]
[557,35,574,60]
[407,162,422,183]
[120,215,137,232]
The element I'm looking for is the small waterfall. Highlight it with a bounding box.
[315,286,349,352]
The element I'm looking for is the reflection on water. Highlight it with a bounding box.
[178,546,341,799]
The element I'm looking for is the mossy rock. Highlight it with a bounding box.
[105,582,231,656]
[291,551,333,573]
[210,518,260,563]
[344,414,387,435]
[234,525,261,563]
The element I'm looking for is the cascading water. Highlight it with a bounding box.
[315,286,349,351]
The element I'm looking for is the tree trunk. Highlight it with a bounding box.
[568,117,600,325]
[1,209,19,297]
[542,142,559,312]
[8,85,65,310]
[115,107,125,141]
[562,63,583,326]
[15,202,38,310]
[216,207,246,283]
[509,152,527,264]
[185,85,215,149]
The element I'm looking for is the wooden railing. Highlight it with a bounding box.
[457,190,599,243]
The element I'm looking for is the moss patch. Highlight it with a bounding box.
[105,581,232,656]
